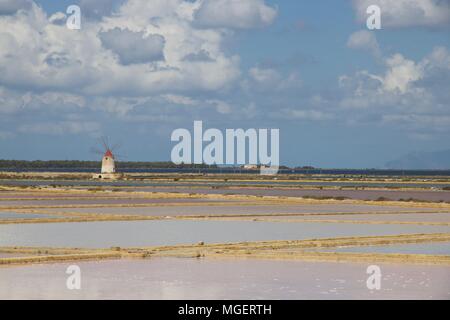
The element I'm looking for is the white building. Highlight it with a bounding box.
[93,149,120,179]
[101,149,115,174]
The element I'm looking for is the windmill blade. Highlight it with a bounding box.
[93,136,128,162]
[110,142,122,152]
[113,153,128,161]
[90,146,105,155]
[101,136,109,151]
[105,136,111,150]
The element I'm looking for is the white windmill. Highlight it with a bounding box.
[91,137,122,179]
[101,149,115,174]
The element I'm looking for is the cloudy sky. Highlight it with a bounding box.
[0,0,449,168]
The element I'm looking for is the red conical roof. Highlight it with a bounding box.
[104,149,113,158]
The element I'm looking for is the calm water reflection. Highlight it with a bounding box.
[0,220,449,248]
[0,258,449,299]
[321,242,450,255]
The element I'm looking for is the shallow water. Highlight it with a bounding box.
[0,252,34,258]
[320,242,450,255]
[0,198,237,207]
[96,187,450,202]
[0,220,449,248]
[0,212,59,220]
[2,183,450,202]
[40,203,419,216]
[0,192,134,199]
[0,258,449,299]
[1,179,449,188]
[274,212,450,223]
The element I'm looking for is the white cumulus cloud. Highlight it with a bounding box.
[352,0,450,28]
[338,46,450,136]
[347,30,381,57]
[0,0,31,15]
[194,0,277,29]
[99,28,165,65]
[0,0,242,96]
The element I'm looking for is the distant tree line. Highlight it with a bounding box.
[0,160,217,169]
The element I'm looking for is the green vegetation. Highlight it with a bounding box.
[375,197,392,201]
[0,160,216,170]
[301,195,350,201]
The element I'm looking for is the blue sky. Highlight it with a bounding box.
[0,0,449,168]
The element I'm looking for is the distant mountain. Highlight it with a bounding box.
[385,149,450,170]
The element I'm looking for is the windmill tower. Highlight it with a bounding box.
[92,137,122,179]
[101,149,116,174]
